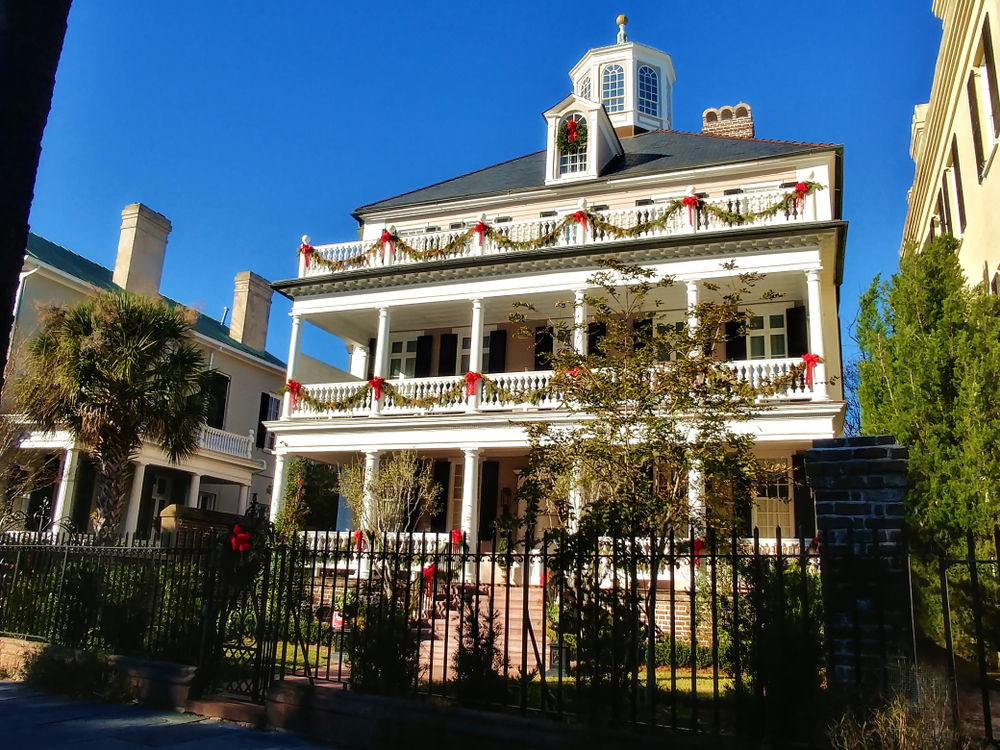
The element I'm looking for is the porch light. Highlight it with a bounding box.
[500,487,512,509]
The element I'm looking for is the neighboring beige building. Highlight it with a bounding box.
[8,203,292,536]
[905,0,1000,287]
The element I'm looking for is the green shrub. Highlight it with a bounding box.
[349,600,418,696]
[22,645,134,703]
[452,596,508,705]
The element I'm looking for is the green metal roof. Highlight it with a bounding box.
[25,233,285,369]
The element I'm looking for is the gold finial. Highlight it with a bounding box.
[616,14,628,25]
[616,15,628,44]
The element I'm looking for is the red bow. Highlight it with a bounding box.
[300,244,314,267]
[794,182,809,211]
[801,353,821,387]
[681,195,700,225]
[368,376,384,400]
[473,221,487,245]
[693,537,704,563]
[287,379,302,409]
[572,211,588,231]
[380,230,395,256]
[422,562,435,595]
[567,366,581,379]
[451,528,463,552]
[465,371,482,397]
[567,119,578,142]
[353,529,366,551]
[230,524,251,553]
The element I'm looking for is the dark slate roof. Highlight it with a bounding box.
[25,233,285,369]
[353,130,838,216]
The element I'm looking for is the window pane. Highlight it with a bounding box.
[403,359,416,378]
[750,336,765,359]
[391,341,403,354]
[406,340,417,353]
[462,337,471,349]
[483,336,490,350]
[769,314,784,329]
[390,359,402,378]
[770,334,786,357]
[460,354,470,372]
[749,316,764,331]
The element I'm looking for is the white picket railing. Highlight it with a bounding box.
[725,358,811,399]
[293,382,372,418]
[382,376,466,415]
[196,426,254,459]
[479,370,560,410]
[300,188,812,279]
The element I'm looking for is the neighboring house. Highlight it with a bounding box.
[265,20,848,548]
[8,203,289,536]
[905,0,1000,285]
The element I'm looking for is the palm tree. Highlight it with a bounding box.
[18,291,215,536]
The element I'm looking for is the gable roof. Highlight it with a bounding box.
[353,129,838,217]
[25,233,285,369]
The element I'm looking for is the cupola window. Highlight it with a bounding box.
[558,113,587,175]
[638,65,658,116]
[578,75,592,100]
[602,64,625,113]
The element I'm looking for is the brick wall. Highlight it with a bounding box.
[702,104,755,140]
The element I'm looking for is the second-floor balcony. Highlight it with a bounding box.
[299,186,821,279]
[289,359,813,420]
[196,425,255,460]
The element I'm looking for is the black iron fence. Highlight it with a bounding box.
[0,527,996,743]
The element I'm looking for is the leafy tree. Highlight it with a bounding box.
[274,457,341,540]
[17,291,215,536]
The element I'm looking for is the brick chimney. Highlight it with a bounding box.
[701,103,755,140]
[229,272,272,351]
[113,203,171,296]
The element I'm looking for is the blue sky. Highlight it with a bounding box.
[29,0,943,369]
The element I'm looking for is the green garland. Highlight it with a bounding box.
[280,381,371,412]
[555,118,588,154]
[382,379,466,409]
[480,374,553,406]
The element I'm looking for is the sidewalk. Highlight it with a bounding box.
[0,682,326,749]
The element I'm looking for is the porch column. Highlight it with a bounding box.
[269,453,287,522]
[573,289,587,354]
[186,474,201,508]
[804,268,830,401]
[567,465,583,532]
[686,280,699,331]
[363,450,381,529]
[50,448,79,535]
[460,448,481,545]
[123,461,146,536]
[687,462,705,529]
[281,314,303,419]
[466,299,484,413]
[349,342,369,380]
[238,484,250,515]
[371,307,391,416]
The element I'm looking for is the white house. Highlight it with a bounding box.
[8,203,291,536]
[265,19,848,550]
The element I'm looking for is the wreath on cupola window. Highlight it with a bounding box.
[556,117,588,154]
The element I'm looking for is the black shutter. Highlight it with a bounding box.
[438,333,458,376]
[415,335,433,378]
[786,307,808,357]
[534,326,553,370]
[206,373,230,430]
[633,318,652,351]
[72,457,97,533]
[724,321,747,361]
[791,454,815,538]
[479,461,500,543]
[487,329,507,373]
[969,73,986,177]
[952,137,967,232]
[984,20,1000,138]
[588,322,606,355]
[367,338,377,381]
[431,461,450,532]
[256,393,270,448]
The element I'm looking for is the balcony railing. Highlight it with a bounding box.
[196,426,254,460]
[289,358,811,419]
[301,188,814,279]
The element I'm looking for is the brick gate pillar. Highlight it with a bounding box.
[803,435,915,692]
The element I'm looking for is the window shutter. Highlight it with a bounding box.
[724,321,747,361]
[438,333,458,376]
[415,335,433,378]
[256,393,270,448]
[791,454,815,538]
[984,20,1000,137]
[969,73,987,177]
[479,461,500,543]
[632,318,652,351]
[488,329,507,373]
[588,322,606,355]
[430,461,451,532]
[786,307,808,357]
[534,326,553,370]
[367,338,377,381]
[952,137,967,232]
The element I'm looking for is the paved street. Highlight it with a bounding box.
[0,682,324,749]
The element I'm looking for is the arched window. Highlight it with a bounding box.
[558,113,587,176]
[638,66,658,116]
[602,64,625,113]
[578,75,592,100]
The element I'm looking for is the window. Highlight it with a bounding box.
[970,72,988,178]
[655,321,685,362]
[638,65,658,116]
[752,462,792,537]
[980,18,1000,142]
[199,492,217,512]
[558,113,588,175]
[450,462,465,530]
[602,64,625,113]
[747,313,786,360]
[205,372,230,430]
[938,184,952,236]
[578,75,592,100]
[389,336,419,378]
[950,137,967,233]
[257,392,280,450]
[458,328,493,373]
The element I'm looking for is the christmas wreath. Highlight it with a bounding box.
[556,118,588,154]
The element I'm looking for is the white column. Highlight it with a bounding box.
[687,462,704,530]
[371,307,391,416]
[460,448,481,547]
[363,450,381,529]
[573,289,587,354]
[50,449,79,534]
[567,465,583,532]
[281,314,303,419]
[123,461,146,535]
[466,299,484,413]
[686,280,699,331]
[237,484,250,515]
[805,268,830,401]
[349,343,369,380]
[269,453,287,522]
[186,474,201,508]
